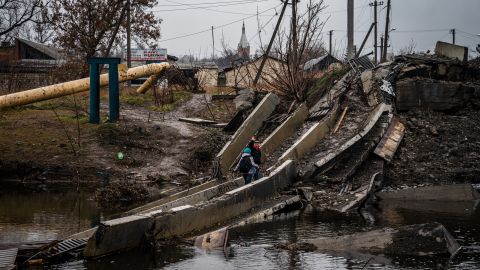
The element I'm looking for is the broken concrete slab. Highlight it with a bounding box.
[194,227,229,250]
[398,64,432,79]
[83,214,153,258]
[136,177,244,215]
[376,184,480,202]
[305,223,460,256]
[340,172,381,213]
[83,160,296,258]
[396,78,474,111]
[435,41,469,63]
[278,100,340,165]
[230,195,302,228]
[314,103,391,170]
[374,116,405,162]
[233,88,255,111]
[261,103,309,163]
[216,92,280,175]
[178,117,217,125]
[126,179,223,215]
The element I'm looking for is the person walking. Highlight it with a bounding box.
[248,137,262,179]
[234,147,259,184]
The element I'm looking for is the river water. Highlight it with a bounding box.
[0,188,479,269]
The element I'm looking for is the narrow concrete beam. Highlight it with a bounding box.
[216,93,280,175]
[315,103,391,169]
[278,100,341,164]
[376,184,480,202]
[137,177,244,215]
[126,179,222,215]
[261,103,309,163]
[83,160,296,258]
[153,160,296,239]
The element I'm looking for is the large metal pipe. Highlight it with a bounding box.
[136,73,161,94]
[0,62,170,109]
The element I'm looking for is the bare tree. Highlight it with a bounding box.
[0,0,44,43]
[44,0,162,59]
[399,39,417,55]
[268,0,327,102]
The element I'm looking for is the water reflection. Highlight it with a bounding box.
[0,189,103,243]
[1,187,479,269]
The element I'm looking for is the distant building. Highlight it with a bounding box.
[0,38,64,68]
[222,55,285,89]
[0,38,66,92]
[237,22,250,59]
[303,54,341,72]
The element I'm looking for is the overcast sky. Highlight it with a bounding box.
[153,0,480,59]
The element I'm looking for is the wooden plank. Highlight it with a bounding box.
[374,116,405,162]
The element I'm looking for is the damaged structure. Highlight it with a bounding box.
[2,40,480,268]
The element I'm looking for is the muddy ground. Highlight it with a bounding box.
[0,86,233,206]
[385,105,480,187]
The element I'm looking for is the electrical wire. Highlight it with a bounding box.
[158,0,270,7]
[158,3,282,42]
[248,11,278,43]
[153,0,272,13]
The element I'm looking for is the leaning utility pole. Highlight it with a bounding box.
[347,0,354,59]
[126,0,132,86]
[450,28,456,44]
[211,26,215,60]
[329,30,333,55]
[382,0,391,62]
[369,0,383,64]
[253,0,289,86]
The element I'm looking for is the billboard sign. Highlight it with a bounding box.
[127,48,167,61]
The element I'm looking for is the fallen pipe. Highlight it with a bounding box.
[136,73,161,94]
[0,62,170,109]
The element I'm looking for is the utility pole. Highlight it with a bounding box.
[253,0,289,86]
[347,0,354,59]
[329,30,333,55]
[450,28,456,44]
[380,35,384,61]
[211,26,215,60]
[369,0,383,64]
[126,0,131,86]
[382,0,391,62]
[291,0,298,62]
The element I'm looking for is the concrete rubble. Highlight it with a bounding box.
[280,223,460,257]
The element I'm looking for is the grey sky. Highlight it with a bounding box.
[154,0,480,59]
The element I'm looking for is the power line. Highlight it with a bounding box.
[158,4,282,42]
[153,0,272,12]
[158,0,270,7]
[248,12,277,42]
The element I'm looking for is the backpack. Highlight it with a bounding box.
[238,156,252,173]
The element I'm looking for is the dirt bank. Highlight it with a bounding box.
[0,89,233,197]
[385,106,480,187]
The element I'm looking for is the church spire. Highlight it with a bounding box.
[238,21,250,59]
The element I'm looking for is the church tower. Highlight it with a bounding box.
[237,21,250,59]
